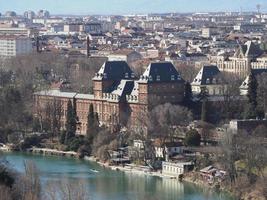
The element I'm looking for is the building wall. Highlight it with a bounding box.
[192,84,227,96]
[34,67,185,135]
[216,57,250,78]
[162,162,186,176]
[0,37,33,57]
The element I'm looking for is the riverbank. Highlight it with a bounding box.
[84,155,181,179]
[3,152,234,200]
[1,148,236,199]
[26,147,77,157]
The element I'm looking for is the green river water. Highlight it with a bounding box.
[3,152,234,200]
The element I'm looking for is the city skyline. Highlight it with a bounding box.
[1,0,267,15]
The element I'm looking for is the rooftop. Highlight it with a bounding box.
[93,61,136,81]
[191,65,221,86]
[139,62,183,83]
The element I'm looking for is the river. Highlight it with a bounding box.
[3,152,234,200]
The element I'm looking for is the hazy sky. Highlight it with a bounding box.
[1,0,266,15]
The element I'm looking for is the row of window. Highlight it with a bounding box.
[163,165,183,174]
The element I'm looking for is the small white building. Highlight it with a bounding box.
[162,161,194,177]
[133,140,145,150]
[0,36,33,57]
[155,142,184,159]
[108,50,143,63]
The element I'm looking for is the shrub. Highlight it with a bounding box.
[184,129,201,146]
[59,131,66,144]
[67,136,87,152]
[20,135,42,150]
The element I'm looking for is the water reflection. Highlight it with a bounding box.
[4,153,234,200]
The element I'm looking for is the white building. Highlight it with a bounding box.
[0,36,33,57]
[133,140,144,150]
[154,142,184,160]
[108,50,142,63]
[0,27,37,37]
[162,161,194,177]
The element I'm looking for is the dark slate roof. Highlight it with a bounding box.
[240,69,267,89]
[103,80,135,102]
[235,41,263,58]
[251,68,267,76]
[138,62,183,83]
[191,65,221,85]
[111,80,135,97]
[93,61,136,81]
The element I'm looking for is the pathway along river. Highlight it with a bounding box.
[3,152,234,200]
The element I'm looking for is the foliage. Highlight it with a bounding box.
[244,73,258,119]
[184,129,201,146]
[65,100,77,144]
[91,128,117,160]
[19,135,42,150]
[66,136,89,152]
[86,104,99,142]
[201,100,208,122]
[0,166,15,188]
[59,131,66,144]
[149,103,193,142]
[183,82,193,107]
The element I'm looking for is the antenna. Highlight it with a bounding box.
[256,4,261,14]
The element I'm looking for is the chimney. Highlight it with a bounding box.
[36,36,41,53]
[87,36,90,57]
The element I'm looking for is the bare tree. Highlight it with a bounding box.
[45,179,89,200]
[0,185,12,200]
[149,103,193,143]
[13,161,41,200]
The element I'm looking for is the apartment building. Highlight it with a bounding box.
[0,36,33,57]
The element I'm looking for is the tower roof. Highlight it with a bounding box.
[234,41,263,58]
[138,62,183,83]
[192,65,221,86]
[93,61,136,81]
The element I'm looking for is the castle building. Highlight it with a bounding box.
[34,61,185,135]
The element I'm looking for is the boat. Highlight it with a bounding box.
[90,169,99,173]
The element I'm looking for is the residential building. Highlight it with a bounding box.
[84,23,102,34]
[229,119,267,133]
[133,140,145,150]
[37,10,50,18]
[154,142,184,160]
[63,24,83,33]
[162,161,194,177]
[108,50,143,63]
[0,36,33,57]
[0,27,37,37]
[24,11,35,20]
